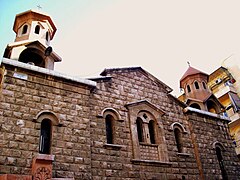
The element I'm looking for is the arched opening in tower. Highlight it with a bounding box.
[206,100,218,114]
[190,103,201,110]
[19,48,45,68]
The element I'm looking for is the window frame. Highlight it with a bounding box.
[202,81,207,89]
[22,24,28,35]
[136,117,144,142]
[39,119,52,154]
[136,111,159,145]
[174,127,183,153]
[187,85,191,93]
[35,25,40,34]
[46,31,49,41]
[33,111,60,155]
[194,81,200,89]
[170,122,188,154]
[105,114,114,144]
[102,109,120,145]
[148,120,156,144]
[214,142,228,179]
[125,100,169,162]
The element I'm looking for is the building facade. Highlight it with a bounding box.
[0,10,240,180]
[208,66,240,159]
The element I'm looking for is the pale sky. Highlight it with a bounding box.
[1,0,240,96]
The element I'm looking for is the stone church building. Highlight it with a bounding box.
[0,10,240,180]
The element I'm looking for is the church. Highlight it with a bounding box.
[0,9,240,180]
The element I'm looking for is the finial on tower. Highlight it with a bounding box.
[37,5,42,10]
[187,61,191,67]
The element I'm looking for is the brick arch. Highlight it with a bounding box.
[170,122,188,134]
[34,110,60,126]
[101,107,121,120]
[212,141,226,151]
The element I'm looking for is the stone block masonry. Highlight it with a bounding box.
[0,64,240,179]
[0,62,94,179]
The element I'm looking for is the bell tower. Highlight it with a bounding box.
[180,65,211,102]
[179,65,223,113]
[3,9,61,70]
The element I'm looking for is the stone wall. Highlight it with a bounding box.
[0,64,93,179]
[89,68,200,179]
[187,111,240,179]
[1,65,240,179]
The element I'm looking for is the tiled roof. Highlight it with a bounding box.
[180,66,208,81]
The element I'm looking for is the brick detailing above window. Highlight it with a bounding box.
[102,108,121,145]
[33,111,60,155]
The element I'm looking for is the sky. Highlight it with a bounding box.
[1,0,240,96]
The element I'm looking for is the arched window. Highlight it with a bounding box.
[0,74,2,85]
[170,122,187,154]
[174,128,183,153]
[202,82,206,89]
[194,81,199,89]
[187,85,191,93]
[136,118,144,142]
[34,111,60,155]
[126,101,169,162]
[39,119,52,154]
[216,146,228,179]
[46,31,49,41]
[105,114,114,144]
[148,120,156,144]
[22,25,28,34]
[136,111,159,145]
[35,25,40,34]
[102,108,120,145]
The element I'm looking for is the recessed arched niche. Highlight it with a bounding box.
[19,48,45,68]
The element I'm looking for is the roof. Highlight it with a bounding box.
[100,67,173,93]
[2,58,96,88]
[88,76,112,81]
[6,40,62,62]
[125,99,166,115]
[209,66,228,76]
[100,66,141,76]
[13,9,57,39]
[183,107,230,122]
[180,66,208,81]
[185,93,224,109]
[208,66,230,82]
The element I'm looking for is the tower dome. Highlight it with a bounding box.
[180,65,210,101]
[179,65,223,113]
[13,9,57,46]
